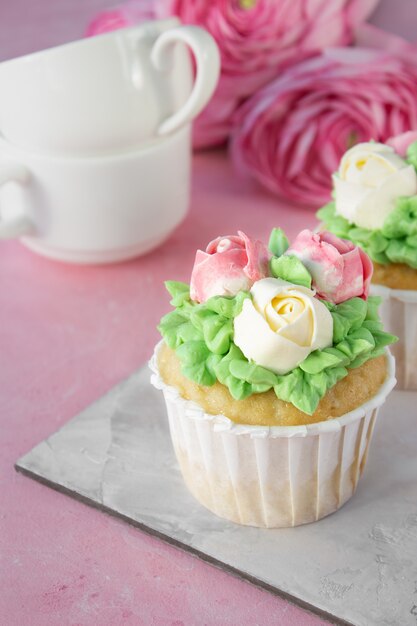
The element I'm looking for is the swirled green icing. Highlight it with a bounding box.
[317,197,417,268]
[158,281,396,415]
[406,140,417,170]
[268,229,313,287]
[268,227,289,257]
[270,254,312,288]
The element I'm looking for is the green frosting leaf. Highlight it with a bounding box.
[214,344,254,399]
[204,291,249,318]
[270,255,312,289]
[335,298,367,332]
[268,227,289,257]
[202,316,233,354]
[317,202,349,238]
[158,279,397,415]
[317,200,417,268]
[382,196,417,239]
[406,140,417,170]
[158,311,200,349]
[189,307,217,332]
[299,349,345,374]
[330,311,353,344]
[165,281,191,307]
[229,359,277,388]
[365,296,381,321]
[273,367,348,415]
[176,340,217,386]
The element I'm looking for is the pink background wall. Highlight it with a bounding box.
[0,0,415,61]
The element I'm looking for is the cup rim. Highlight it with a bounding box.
[150,340,397,438]
[0,17,180,68]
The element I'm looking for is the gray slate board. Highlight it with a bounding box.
[16,366,417,626]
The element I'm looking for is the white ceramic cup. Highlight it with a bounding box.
[0,127,191,263]
[0,18,220,155]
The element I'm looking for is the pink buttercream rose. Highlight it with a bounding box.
[231,45,417,206]
[190,231,269,303]
[154,0,379,148]
[387,131,417,158]
[286,230,372,304]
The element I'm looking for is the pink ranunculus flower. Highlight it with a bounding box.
[190,231,270,303]
[231,45,417,207]
[86,10,131,36]
[387,131,417,158]
[86,0,155,37]
[286,230,373,304]
[155,0,379,148]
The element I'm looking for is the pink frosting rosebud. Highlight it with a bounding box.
[286,230,372,304]
[387,131,417,157]
[190,231,269,303]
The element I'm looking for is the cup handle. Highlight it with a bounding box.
[151,25,220,136]
[0,161,33,239]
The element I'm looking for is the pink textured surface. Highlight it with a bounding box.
[1,0,412,623]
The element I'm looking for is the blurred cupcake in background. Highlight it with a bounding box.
[318,132,417,389]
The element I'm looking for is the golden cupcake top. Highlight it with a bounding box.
[157,228,397,415]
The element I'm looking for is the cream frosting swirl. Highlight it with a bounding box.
[233,277,333,375]
[333,142,417,230]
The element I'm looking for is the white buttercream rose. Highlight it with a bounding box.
[333,142,417,230]
[233,278,333,375]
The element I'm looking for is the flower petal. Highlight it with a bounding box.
[234,298,312,375]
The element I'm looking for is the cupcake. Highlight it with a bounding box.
[317,132,417,388]
[150,229,397,528]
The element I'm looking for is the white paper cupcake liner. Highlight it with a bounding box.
[150,343,396,528]
[370,283,417,390]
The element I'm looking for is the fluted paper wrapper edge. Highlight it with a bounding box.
[150,343,396,528]
[371,283,417,390]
